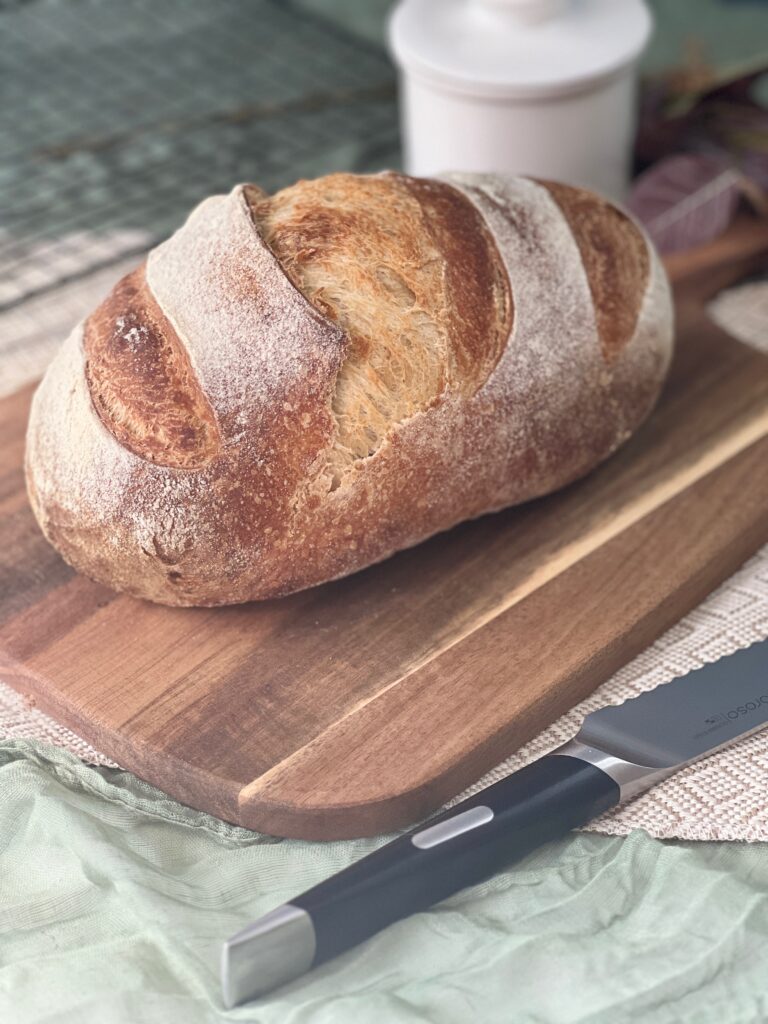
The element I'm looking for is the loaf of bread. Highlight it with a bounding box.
[26,172,673,606]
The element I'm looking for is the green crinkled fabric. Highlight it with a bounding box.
[1,739,768,1024]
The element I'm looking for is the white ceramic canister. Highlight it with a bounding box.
[388,0,652,201]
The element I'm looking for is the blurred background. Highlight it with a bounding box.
[2,0,768,396]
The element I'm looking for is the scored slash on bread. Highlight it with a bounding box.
[249,174,511,485]
[25,172,673,606]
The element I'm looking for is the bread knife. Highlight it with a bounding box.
[221,638,768,1008]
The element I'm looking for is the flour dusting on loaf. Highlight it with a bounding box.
[26,171,673,606]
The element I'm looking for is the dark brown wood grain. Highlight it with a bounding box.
[1,226,767,838]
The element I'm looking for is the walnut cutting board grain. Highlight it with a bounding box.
[1,220,767,839]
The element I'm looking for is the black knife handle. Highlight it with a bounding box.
[294,754,620,965]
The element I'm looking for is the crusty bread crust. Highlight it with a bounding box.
[25,172,673,606]
[540,179,650,362]
[249,173,512,486]
[84,265,222,470]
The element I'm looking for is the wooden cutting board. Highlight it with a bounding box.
[2,221,768,840]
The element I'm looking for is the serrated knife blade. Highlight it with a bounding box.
[559,638,768,800]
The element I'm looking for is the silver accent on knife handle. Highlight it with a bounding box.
[552,737,676,802]
[411,805,494,849]
[221,903,316,1008]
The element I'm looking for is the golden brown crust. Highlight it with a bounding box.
[540,179,650,362]
[84,265,220,469]
[395,173,513,387]
[26,173,674,607]
[248,173,511,484]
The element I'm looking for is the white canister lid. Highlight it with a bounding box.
[389,0,652,100]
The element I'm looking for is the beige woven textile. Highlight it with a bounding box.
[1,268,767,842]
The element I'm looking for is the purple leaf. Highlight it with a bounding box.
[628,153,745,253]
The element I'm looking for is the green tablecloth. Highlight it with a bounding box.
[2,740,767,1023]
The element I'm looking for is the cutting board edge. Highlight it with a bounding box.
[0,652,245,823]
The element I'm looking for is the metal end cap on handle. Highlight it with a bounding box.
[221,903,316,1008]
